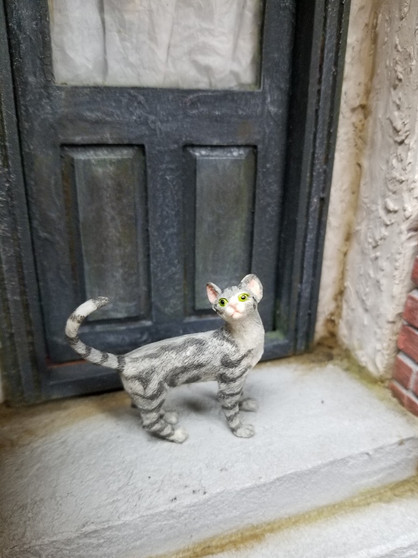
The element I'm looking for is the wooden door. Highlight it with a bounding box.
[2,0,350,401]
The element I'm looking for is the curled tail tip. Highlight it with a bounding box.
[66,297,109,337]
[94,296,110,308]
[65,296,110,348]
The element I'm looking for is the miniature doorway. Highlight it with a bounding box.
[0,0,349,403]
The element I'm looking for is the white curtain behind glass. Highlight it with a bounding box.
[48,0,263,89]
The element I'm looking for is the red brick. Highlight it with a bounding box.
[390,380,409,407]
[413,373,418,399]
[405,393,418,417]
[403,289,418,328]
[403,290,418,328]
[412,257,418,286]
[390,380,418,418]
[393,353,415,389]
[397,324,418,363]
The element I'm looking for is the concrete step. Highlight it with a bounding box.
[1,355,418,558]
[208,476,418,558]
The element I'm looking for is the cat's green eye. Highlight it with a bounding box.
[238,293,250,302]
[218,298,228,307]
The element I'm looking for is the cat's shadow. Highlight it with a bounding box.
[159,384,220,420]
[91,387,218,426]
[89,384,259,437]
[173,396,212,415]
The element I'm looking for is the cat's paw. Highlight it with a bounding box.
[168,427,189,444]
[240,398,258,412]
[163,411,179,425]
[232,423,255,438]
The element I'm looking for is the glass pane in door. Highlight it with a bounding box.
[48,0,263,89]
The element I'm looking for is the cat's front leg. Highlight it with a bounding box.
[217,374,255,438]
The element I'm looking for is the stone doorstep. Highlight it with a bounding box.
[1,358,418,558]
[207,477,418,558]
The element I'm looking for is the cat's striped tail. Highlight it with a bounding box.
[65,297,120,370]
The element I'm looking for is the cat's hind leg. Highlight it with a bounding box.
[142,410,187,443]
[239,397,258,412]
[163,411,179,424]
[131,387,187,443]
[130,401,178,425]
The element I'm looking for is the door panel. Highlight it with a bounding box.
[62,146,149,319]
[188,146,255,311]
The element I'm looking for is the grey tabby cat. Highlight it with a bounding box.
[65,274,264,443]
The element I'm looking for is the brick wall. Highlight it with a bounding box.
[390,257,418,417]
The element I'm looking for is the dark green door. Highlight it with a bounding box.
[3,0,349,400]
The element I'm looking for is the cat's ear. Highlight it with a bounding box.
[239,274,263,302]
[206,282,222,305]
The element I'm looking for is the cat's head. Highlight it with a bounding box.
[206,274,263,323]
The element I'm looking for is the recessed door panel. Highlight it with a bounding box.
[187,147,255,310]
[62,146,149,322]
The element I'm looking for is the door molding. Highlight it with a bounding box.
[0,0,350,404]
[0,0,46,403]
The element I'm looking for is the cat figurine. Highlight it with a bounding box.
[65,274,264,443]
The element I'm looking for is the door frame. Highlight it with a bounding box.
[0,0,350,404]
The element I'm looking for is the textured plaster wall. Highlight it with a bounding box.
[316,0,378,339]
[317,0,418,379]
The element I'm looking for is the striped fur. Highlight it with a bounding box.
[65,274,265,443]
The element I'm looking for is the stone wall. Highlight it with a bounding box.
[317,0,418,380]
